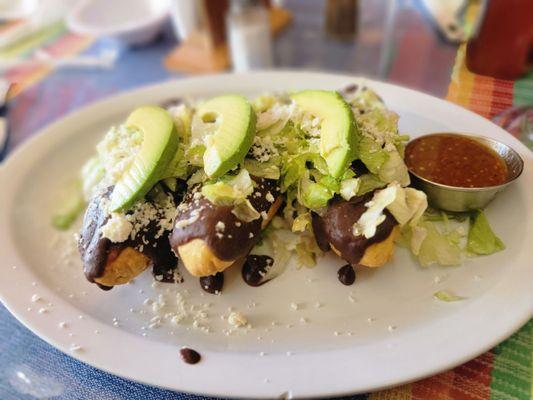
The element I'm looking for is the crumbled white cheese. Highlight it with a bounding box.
[101,212,133,243]
[215,221,225,232]
[340,178,360,201]
[174,210,200,229]
[96,125,143,188]
[250,135,279,162]
[265,192,275,203]
[228,311,247,328]
[352,184,398,238]
[69,344,83,353]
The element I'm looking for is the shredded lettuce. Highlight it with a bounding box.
[434,290,465,302]
[467,211,505,255]
[416,221,463,267]
[353,183,427,239]
[292,212,312,232]
[243,159,281,180]
[400,208,503,267]
[409,225,428,255]
[52,179,85,230]
[357,173,387,195]
[201,169,254,205]
[282,153,328,191]
[231,199,260,222]
[295,234,322,267]
[423,208,470,222]
[252,94,278,113]
[378,150,410,186]
[80,157,105,201]
[299,176,333,210]
[387,186,427,226]
[163,145,188,179]
[340,178,360,201]
[358,135,389,174]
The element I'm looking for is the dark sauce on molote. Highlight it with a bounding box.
[337,264,356,286]
[311,193,397,265]
[180,348,201,364]
[242,255,274,287]
[199,272,224,294]
[78,185,184,290]
[405,134,508,188]
[170,179,280,262]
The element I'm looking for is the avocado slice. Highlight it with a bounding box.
[199,95,256,178]
[291,90,357,178]
[109,106,179,211]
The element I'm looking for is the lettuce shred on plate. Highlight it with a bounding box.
[433,290,465,302]
[56,83,505,270]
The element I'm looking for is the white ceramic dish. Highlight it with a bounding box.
[66,0,170,46]
[0,72,531,399]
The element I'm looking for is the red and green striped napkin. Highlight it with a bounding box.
[0,20,93,98]
[447,45,533,120]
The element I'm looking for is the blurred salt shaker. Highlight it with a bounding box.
[227,0,273,72]
[170,0,199,41]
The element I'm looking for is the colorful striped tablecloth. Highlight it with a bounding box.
[0,20,93,98]
[447,45,533,120]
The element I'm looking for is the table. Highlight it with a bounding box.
[1,1,529,399]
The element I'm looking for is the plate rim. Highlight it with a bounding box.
[0,71,532,399]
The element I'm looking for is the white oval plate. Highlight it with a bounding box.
[0,72,531,399]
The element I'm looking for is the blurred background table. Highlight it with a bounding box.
[0,0,531,399]
[4,0,458,153]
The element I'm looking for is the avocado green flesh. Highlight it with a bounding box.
[109,106,179,211]
[200,95,256,179]
[291,90,356,178]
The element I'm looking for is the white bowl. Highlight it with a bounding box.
[66,0,170,46]
[0,0,39,20]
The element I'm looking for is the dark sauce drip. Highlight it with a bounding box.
[179,348,201,365]
[199,272,224,294]
[159,98,184,109]
[78,183,187,290]
[343,84,359,93]
[150,234,182,283]
[311,193,397,265]
[337,264,356,286]
[96,283,113,291]
[242,255,274,287]
[170,178,280,262]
